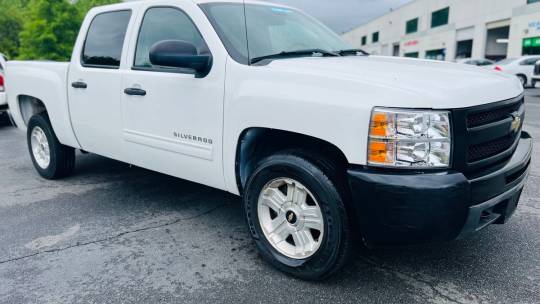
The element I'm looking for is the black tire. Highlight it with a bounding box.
[7,110,17,127]
[244,152,352,281]
[0,112,10,126]
[27,113,75,179]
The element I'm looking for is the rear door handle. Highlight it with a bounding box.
[71,81,87,89]
[124,88,147,96]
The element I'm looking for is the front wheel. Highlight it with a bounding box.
[243,153,352,280]
[27,113,75,179]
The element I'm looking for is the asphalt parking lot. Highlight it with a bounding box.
[0,91,539,304]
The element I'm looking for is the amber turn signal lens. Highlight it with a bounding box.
[368,140,393,164]
[370,112,390,137]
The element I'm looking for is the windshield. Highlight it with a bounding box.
[201,3,352,64]
[497,58,517,65]
[477,60,494,66]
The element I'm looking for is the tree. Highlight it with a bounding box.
[0,0,30,58]
[18,0,81,61]
[0,0,121,61]
[0,6,23,59]
[75,0,121,17]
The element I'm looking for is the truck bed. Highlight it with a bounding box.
[7,61,80,149]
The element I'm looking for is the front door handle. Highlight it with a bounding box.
[124,88,147,96]
[71,81,87,89]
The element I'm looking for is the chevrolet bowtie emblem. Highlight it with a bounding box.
[510,114,522,133]
[288,212,294,222]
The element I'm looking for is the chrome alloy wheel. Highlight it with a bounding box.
[257,178,324,259]
[30,126,50,169]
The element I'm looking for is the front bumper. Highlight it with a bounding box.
[347,131,533,246]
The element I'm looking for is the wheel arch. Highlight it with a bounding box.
[234,127,350,195]
[12,94,81,149]
[18,95,48,127]
[516,73,527,86]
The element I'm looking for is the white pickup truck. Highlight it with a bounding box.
[6,0,533,280]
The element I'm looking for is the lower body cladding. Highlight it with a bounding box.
[348,132,533,247]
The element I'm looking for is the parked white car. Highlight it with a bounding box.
[492,56,540,87]
[6,0,533,280]
[0,53,7,121]
[456,58,494,66]
[531,61,540,87]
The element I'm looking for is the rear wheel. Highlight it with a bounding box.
[244,152,352,280]
[27,113,75,179]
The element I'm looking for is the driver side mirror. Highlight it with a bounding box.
[149,40,212,78]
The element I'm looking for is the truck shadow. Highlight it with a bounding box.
[3,149,523,303]
[3,146,535,303]
[70,153,531,292]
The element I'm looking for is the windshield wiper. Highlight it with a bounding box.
[250,49,339,64]
[337,49,369,56]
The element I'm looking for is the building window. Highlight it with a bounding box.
[406,18,418,34]
[372,32,379,43]
[361,36,367,46]
[523,37,540,55]
[431,7,449,28]
[404,52,419,58]
[456,40,473,59]
[426,49,446,61]
[392,43,400,56]
[528,0,540,3]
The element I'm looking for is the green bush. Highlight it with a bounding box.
[0,0,120,61]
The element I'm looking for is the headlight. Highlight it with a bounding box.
[368,108,451,168]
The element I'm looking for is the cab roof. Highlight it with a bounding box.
[88,0,296,19]
[96,0,291,10]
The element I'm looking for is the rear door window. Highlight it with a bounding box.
[82,10,132,68]
[520,57,540,65]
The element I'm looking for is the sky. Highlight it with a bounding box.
[264,0,413,33]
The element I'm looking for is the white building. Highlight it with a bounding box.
[342,0,540,61]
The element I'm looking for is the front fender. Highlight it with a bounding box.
[222,62,372,194]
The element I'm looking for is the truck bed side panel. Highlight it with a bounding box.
[6,61,81,149]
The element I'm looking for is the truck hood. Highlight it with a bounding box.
[263,55,524,109]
